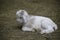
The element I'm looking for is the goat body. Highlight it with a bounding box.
[22,16,57,34]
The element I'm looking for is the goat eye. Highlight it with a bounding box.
[20,17,22,19]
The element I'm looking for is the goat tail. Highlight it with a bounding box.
[53,24,58,31]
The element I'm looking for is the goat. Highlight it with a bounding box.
[16,10,58,39]
[16,10,57,35]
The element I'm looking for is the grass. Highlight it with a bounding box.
[0,0,60,40]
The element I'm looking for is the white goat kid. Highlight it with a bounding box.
[16,10,57,34]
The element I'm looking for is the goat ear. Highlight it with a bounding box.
[20,10,24,15]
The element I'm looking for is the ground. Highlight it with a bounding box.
[0,0,60,40]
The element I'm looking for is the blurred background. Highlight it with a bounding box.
[0,0,60,40]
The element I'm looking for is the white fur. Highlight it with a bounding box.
[16,10,29,24]
[16,10,58,34]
